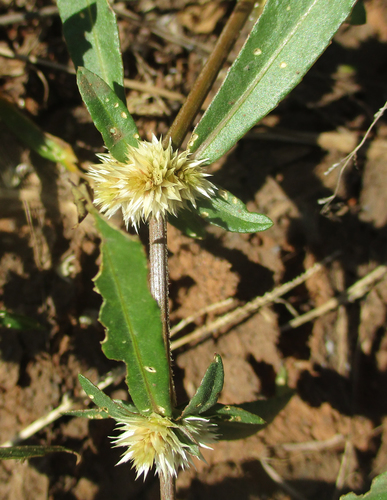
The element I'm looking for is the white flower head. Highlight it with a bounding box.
[111,412,217,480]
[88,135,216,229]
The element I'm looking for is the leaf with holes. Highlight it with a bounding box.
[77,67,138,162]
[92,210,173,417]
[190,0,358,164]
[197,188,273,233]
[78,375,134,419]
[204,385,294,440]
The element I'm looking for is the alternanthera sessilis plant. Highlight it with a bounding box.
[0,0,361,498]
[56,1,360,499]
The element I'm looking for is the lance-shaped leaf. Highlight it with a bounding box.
[62,386,138,420]
[92,211,173,417]
[340,472,387,500]
[57,0,125,104]
[190,0,358,164]
[197,188,273,233]
[0,446,78,461]
[0,97,78,173]
[205,386,294,440]
[77,67,139,162]
[209,403,266,425]
[206,406,265,441]
[182,354,224,417]
[78,374,135,420]
[169,189,272,236]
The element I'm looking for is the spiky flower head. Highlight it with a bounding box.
[111,411,217,479]
[88,135,216,229]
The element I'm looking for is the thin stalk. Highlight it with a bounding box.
[149,215,176,406]
[164,0,256,150]
[152,5,256,499]
[160,473,176,500]
[149,216,176,500]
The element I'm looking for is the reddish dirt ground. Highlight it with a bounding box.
[1,1,387,499]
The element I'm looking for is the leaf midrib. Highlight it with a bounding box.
[101,237,156,412]
[194,0,319,159]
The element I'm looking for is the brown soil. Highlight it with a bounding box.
[1,1,387,499]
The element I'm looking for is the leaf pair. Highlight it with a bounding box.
[76,65,273,235]
[75,353,292,442]
[181,355,293,441]
[58,0,273,235]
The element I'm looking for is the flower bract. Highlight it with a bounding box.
[88,135,216,229]
[111,411,217,479]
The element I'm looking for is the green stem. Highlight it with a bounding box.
[164,0,256,150]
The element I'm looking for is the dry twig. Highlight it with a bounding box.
[278,434,345,452]
[332,440,355,500]
[260,458,308,500]
[319,100,387,211]
[171,258,328,349]
[281,265,387,332]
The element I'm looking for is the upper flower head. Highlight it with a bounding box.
[111,411,217,480]
[88,135,216,229]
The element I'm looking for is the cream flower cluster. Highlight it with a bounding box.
[111,412,217,479]
[88,136,215,228]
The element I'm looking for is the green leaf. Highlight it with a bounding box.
[63,388,137,420]
[190,0,358,164]
[0,446,78,461]
[57,0,125,103]
[340,472,387,500]
[182,354,224,417]
[169,189,272,236]
[92,211,173,417]
[237,387,294,425]
[77,67,139,162]
[197,189,273,233]
[0,310,43,331]
[205,403,265,441]
[78,375,133,419]
[210,403,266,424]
[206,387,294,440]
[0,97,79,172]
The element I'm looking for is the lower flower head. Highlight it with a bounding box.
[111,412,217,479]
[88,136,216,229]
